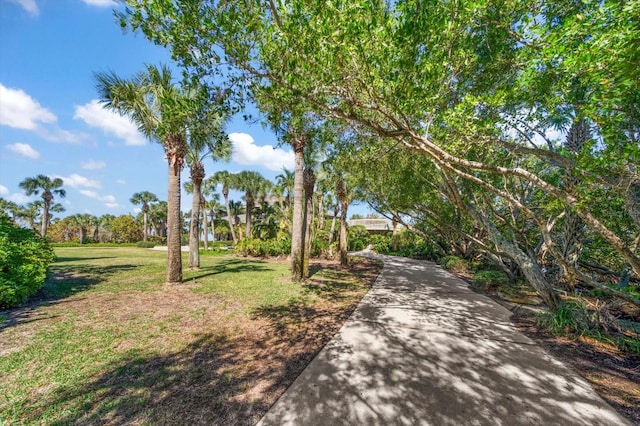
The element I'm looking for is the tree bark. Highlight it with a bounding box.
[188,161,205,269]
[165,134,185,284]
[302,166,315,279]
[290,136,305,281]
[223,188,237,244]
[41,192,52,237]
[337,178,349,266]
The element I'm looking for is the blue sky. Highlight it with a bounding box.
[0,0,311,218]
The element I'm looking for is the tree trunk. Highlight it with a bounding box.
[202,201,209,251]
[188,162,205,269]
[337,178,349,266]
[290,136,305,281]
[223,188,237,244]
[477,211,560,309]
[245,194,254,239]
[302,166,316,279]
[328,202,339,244]
[165,134,185,284]
[142,209,149,241]
[41,192,52,237]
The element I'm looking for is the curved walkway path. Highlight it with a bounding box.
[258,252,631,426]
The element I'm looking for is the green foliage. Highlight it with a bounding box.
[371,231,439,260]
[473,270,510,287]
[234,238,290,257]
[135,241,156,248]
[347,225,369,251]
[0,216,55,309]
[440,256,471,274]
[537,300,592,335]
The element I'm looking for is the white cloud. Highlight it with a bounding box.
[6,142,40,159]
[0,185,8,196]
[74,100,147,146]
[57,173,101,189]
[80,0,117,6]
[6,0,39,15]
[116,179,126,184]
[0,83,55,129]
[79,190,119,208]
[229,132,295,172]
[8,193,32,204]
[81,160,106,170]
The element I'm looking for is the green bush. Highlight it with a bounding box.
[473,270,510,287]
[0,216,55,309]
[135,241,156,248]
[440,256,471,274]
[371,234,391,253]
[347,225,369,251]
[234,238,290,257]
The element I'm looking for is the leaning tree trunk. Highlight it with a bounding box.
[302,166,316,279]
[337,178,349,266]
[223,188,237,244]
[477,211,560,309]
[188,161,205,269]
[290,136,306,281]
[41,192,52,237]
[165,134,186,284]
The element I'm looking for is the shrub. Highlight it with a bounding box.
[440,256,471,274]
[136,241,156,248]
[371,234,391,253]
[234,238,290,257]
[347,225,369,251]
[0,216,55,309]
[473,270,510,287]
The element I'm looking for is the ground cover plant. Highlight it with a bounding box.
[0,247,381,425]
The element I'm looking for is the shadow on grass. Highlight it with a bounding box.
[0,264,136,332]
[188,258,271,281]
[21,330,321,425]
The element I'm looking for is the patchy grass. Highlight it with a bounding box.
[0,247,381,425]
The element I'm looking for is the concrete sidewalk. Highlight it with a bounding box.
[257,253,632,426]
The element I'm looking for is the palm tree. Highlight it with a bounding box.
[96,64,205,284]
[70,213,98,244]
[149,201,168,239]
[233,171,272,240]
[18,174,66,236]
[210,171,238,244]
[228,200,245,240]
[0,198,21,223]
[18,201,42,230]
[130,191,159,241]
[184,102,231,269]
[275,168,295,209]
[201,179,222,245]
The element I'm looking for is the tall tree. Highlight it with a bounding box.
[96,64,208,284]
[130,191,159,242]
[184,97,231,268]
[18,174,65,237]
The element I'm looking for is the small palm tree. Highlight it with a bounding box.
[130,191,159,241]
[233,171,272,239]
[210,171,238,244]
[19,174,66,237]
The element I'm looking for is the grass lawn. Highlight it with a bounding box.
[0,247,381,425]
